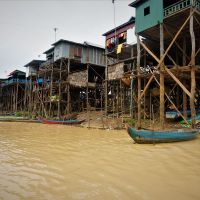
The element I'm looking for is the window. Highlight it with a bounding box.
[144,6,150,16]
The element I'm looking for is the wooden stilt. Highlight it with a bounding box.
[67,59,71,114]
[160,23,165,129]
[137,34,141,128]
[58,59,62,118]
[49,63,53,117]
[105,55,108,116]
[189,8,196,127]
[139,11,194,101]
[87,64,90,128]
[183,37,187,119]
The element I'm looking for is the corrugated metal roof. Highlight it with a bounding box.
[43,47,54,54]
[102,17,135,36]
[24,60,45,67]
[83,41,104,49]
[51,39,104,50]
[9,70,26,77]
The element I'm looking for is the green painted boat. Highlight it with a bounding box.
[127,126,199,144]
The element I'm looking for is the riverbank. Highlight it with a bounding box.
[0,110,187,130]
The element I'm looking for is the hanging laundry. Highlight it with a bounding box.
[106,39,111,46]
[117,44,123,54]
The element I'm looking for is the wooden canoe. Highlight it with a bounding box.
[127,126,198,144]
[38,117,85,125]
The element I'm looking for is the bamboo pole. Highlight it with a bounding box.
[67,59,70,114]
[87,64,90,128]
[58,59,62,118]
[160,23,165,129]
[49,63,53,117]
[15,80,19,112]
[183,37,187,119]
[105,55,108,116]
[189,7,196,127]
[137,35,141,128]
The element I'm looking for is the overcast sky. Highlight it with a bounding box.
[0,0,134,78]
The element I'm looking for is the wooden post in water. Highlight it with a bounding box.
[144,49,147,120]
[183,37,187,119]
[16,82,19,112]
[58,59,62,119]
[87,64,90,128]
[137,34,141,128]
[189,7,196,127]
[67,59,71,114]
[105,55,108,116]
[49,63,53,117]
[160,23,165,129]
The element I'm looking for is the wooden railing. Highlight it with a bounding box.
[4,79,27,85]
[164,0,200,18]
[196,0,200,10]
[164,0,192,18]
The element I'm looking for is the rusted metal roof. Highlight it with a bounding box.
[102,17,135,38]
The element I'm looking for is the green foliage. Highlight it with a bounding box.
[15,111,23,117]
[123,118,135,126]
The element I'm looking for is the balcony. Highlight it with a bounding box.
[4,78,26,85]
[164,0,200,18]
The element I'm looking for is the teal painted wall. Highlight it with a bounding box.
[135,0,163,33]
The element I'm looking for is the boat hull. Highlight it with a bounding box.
[127,127,198,144]
[38,117,85,125]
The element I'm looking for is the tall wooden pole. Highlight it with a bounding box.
[58,59,62,118]
[105,55,108,116]
[49,63,53,117]
[67,59,71,114]
[144,50,147,120]
[137,34,141,128]
[189,7,196,127]
[16,83,19,112]
[160,23,165,129]
[183,37,187,119]
[87,64,90,127]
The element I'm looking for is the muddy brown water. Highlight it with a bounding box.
[0,122,200,200]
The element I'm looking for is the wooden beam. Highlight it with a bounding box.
[194,14,200,26]
[160,23,165,129]
[167,54,178,67]
[163,24,190,61]
[137,35,141,129]
[165,67,191,97]
[58,59,62,118]
[105,55,108,116]
[67,59,71,114]
[183,37,187,119]
[190,7,196,127]
[138,12,193,101]
[148,66,190,125]
[140,41,159,63]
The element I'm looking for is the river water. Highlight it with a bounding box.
[0,122,200,200]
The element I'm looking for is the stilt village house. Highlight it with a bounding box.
[0,0,200,129]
